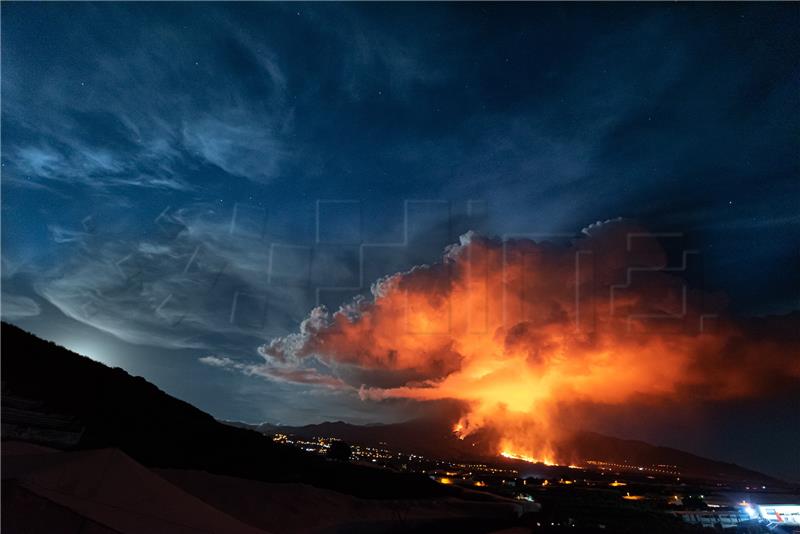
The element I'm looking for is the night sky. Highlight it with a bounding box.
[2,3,798,480]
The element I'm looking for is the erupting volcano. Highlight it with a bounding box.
[4,4,799,531]
[257,220,799,465]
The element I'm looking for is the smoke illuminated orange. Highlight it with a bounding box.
[260,221,800,464]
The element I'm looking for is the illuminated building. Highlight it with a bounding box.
[757,504,800,525]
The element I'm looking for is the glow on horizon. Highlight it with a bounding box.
[61,337,119,367]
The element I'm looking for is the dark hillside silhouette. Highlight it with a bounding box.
[0,322,453,499]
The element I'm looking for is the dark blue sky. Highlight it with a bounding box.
[2,3,798,479]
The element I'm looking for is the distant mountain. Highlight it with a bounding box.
[562,431,784,486]
[233,419,784,487]
[0,322,453,499]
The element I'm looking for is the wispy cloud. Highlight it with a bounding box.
[2,5,294,191]
[32,203,362,350]
[0,294,41,319]
[182,115,289,183]
[199,354,349,389]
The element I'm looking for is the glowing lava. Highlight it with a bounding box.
[500,450,557,466]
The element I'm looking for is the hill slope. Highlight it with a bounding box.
[0,322,451,499]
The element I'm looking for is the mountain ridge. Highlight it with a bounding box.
[223,418,785,487]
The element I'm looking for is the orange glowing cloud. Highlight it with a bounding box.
[258,220,800,464]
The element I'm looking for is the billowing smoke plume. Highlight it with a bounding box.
[257,220,800,463]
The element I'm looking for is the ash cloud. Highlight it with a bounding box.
[248,219,798,461]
